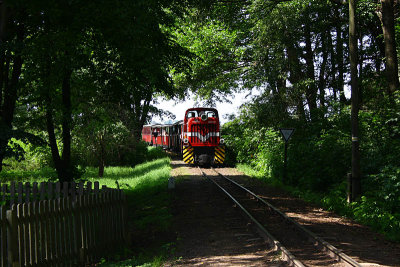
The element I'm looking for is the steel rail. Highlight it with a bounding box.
[211,167,362,267]
[199,167,305,267]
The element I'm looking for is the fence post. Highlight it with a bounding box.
[10,183,15,208]
[122,192,128,246]
[32,183,38,202]
[70,182,76,203]
[48,183,53,200]
[74,196,85,265]
[6,206,19,267]
[17,184,23,204]
[1,207,7,267]
[24,183,30,203]
[55,182,61,199]
[94,182,99,194]
[39,183,46,201]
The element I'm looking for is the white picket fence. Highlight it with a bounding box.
[0,182,126,267]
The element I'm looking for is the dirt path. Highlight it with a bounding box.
[165,160,286,266]
[165,160,400,266]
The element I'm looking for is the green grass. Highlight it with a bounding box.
[237,163,265,180]
[0,167,58,183]
[1,149,175,266]
[91,157,175,266]
[82,158,171,189]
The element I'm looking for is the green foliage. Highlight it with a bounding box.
[224,104,353,192]
[171,8,244,101]
[0,128,46,164]
[288,123,351,191]
[355,166,400,239]
[0,0,194,182]
[226,93,400,241]
[146,146,169,162]
[224,120,283,179]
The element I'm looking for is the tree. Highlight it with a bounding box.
[349,0,362,199]
[377,0,400,98]
[0,2,25,171]
[172,10,245,102]
[1,0,192,182]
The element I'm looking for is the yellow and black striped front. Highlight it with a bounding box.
[183,145,194,164]
[214,145,225,164]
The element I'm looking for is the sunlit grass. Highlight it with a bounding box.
[237,163,264,180]
[83,158,171,190]
[0,167,58,183]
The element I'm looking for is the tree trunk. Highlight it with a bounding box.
[61,69,73,182]
[0,3,6,105]
[137,89,153,141]
[0,10,24,172]
[349,0,361,200]
[304,21,318,121]
[335,7,347,104]
[45,102,65,180]
[318,31,328,108]
[98,134,105,177]
[380,0,399,97]
[328,30,338,101]
[286,44,307,121]
[44,68,74,183]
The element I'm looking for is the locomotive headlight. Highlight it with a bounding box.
[220,138,225,144]
[183,138,189,144]
[201,114,208,121]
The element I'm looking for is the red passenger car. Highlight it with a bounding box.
[142,125,152,143]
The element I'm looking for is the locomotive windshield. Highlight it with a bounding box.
[186,109,217,119]
[187,111,198,118]
[206,111,216,118]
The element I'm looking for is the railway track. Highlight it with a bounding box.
[199,167,362,267]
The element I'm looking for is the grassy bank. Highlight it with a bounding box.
[0,147,174,266]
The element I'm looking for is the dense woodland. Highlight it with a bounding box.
[0,0,399,240]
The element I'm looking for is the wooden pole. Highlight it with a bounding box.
[283,141,288,183]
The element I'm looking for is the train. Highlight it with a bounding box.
[142,107,225,165]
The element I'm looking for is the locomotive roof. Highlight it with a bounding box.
[186,107,218,112]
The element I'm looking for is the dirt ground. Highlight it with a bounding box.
[165,160,400,267]
[165,160,287,266]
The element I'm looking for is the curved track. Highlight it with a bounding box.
[199,167,362,267]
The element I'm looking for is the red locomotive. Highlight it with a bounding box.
[141,107,225,165]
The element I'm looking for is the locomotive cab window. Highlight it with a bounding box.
[207,111,216,118]
[187,111,198,118]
